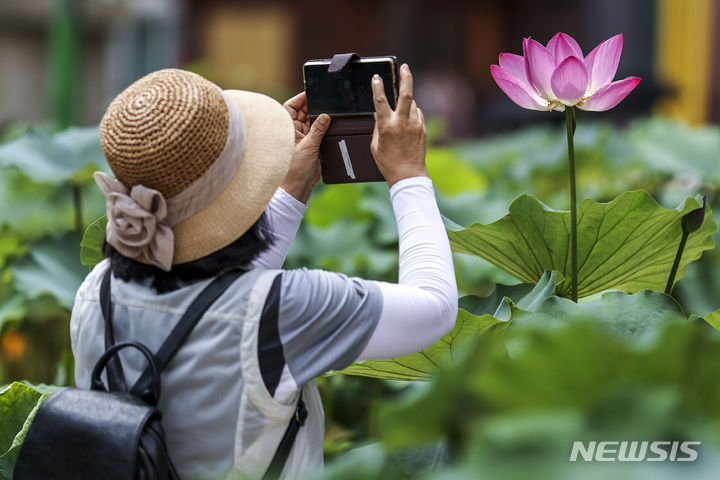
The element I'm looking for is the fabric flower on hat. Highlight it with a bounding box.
[94,172,174,271]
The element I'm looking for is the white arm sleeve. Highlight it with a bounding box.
[358,176,458,360]
[251,187,307,269]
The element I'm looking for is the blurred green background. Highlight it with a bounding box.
[1,0,719,478]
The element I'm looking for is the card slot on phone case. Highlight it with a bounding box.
[312,115,384,184]
[320,134,383,184]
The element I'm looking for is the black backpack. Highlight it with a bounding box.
[14,268,307,479]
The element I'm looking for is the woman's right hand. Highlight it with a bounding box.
[370,64,428,187]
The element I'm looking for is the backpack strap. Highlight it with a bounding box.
[100,268,128,391]
[256,273,308,478]
[262,392,308,479]
[129,268,246,400]
[100,266,306,476]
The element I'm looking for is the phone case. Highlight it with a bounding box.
[305,53,395,184]
[311,114,384,184]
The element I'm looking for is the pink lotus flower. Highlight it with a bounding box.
[491,33,641,112]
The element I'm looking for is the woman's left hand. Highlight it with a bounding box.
[281,92,331,203]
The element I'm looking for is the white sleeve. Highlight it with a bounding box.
[251,187,307,269]
[358,176,458,360]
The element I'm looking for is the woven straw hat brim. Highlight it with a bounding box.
[170,90,294,264]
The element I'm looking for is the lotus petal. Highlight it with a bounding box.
[547,32,583,63]
[491,65,549,111]
[550,56,588,105]
[587,34,623,93]
[524,38,556,100]
[499,53,533,88]
[578,76,641,111]
[583,42,601,93]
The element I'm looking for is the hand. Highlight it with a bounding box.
[370,64,428,187]
[281,92,331,203]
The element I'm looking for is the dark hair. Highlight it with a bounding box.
[105,213,274,293]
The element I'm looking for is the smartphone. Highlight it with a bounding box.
[303,56,398,116]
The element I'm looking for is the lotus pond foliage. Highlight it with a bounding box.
[1,108,719,477]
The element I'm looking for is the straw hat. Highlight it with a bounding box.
[94,69,294,271]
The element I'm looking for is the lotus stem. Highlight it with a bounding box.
[665,231,689,296]
[565,106,578,302]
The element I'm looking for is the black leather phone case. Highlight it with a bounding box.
[305,53,396,184]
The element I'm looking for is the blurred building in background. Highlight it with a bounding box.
[0,0,183,128]
[0,0,718,137]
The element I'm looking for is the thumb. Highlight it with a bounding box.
[303,114,331,148]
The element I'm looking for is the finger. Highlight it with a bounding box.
[284,92,307,117]
[297,109,308,124]
[417,107,425,126]
[371,74,392,120]
[294,120,309,135]
[302,114,331,148]
[295,130,306,142]
[396,64,414,116]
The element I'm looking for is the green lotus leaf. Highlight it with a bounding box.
[705,309,720,331]
[0,382,55,479]
[12,233,87,309]
[447,190,717,298]
[627,117,720,185]
[288,220,397,278]
[0,126,107,184]
[0,227,27,269]
[0,169,76,240]
[335,271,558,381]
[512,290,687,348]
[425,147,487,196]
[305,184,372,228]
[79,215,107,269]
[375,289,696,451]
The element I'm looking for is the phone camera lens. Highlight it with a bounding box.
[343,80,351,90]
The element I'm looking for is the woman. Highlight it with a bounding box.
[70,65,457,479]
